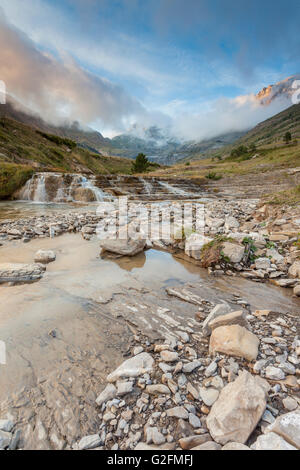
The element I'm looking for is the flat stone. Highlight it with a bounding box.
[179,434,212,450]
[251,432,297,450]
[160,350,178,362]
[282,397,298,411]
[208,310,250,332]
[265,366,285,381]
[266,411,300,449]
[199,387,219,407]
[117,381,134,396]
[78,434,102,450]
[100,237,146,257]
[107,353,154,382]
[206,370,267,445]
[96,384,117,406]
[209,325,259,361]
[146,384,171,395]
[192,441,222,450]
[0,263,45,283]
[202,303,232,337]
[166,406,189,420]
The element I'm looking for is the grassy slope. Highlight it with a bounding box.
[0,117,133,198]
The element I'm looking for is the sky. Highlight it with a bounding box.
[0,0,299,140]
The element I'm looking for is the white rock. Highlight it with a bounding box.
[34,250,56,264]
[251,432,297,450]
[96,384,117,406]
[107,353,154,382]
[0,419,14,433]
[265,366,285,381]
[199,387,219,407]
[202,303,231,337]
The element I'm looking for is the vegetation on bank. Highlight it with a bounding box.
[0,117,136,199]
[266,184,300,206]
[0,163,34,199]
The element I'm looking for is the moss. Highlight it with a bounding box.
[0,163,34,199]
[200,235,234,268]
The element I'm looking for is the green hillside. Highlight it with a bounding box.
[0,117,133,198]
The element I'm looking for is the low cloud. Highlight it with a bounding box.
[170,93,291,141]
[0,12,143,131]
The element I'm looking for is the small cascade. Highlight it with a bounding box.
[18,173,114,203]
[140,178,153,195]
[158,181,191,197]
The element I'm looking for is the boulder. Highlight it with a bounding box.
[0,263,45,284]
[107,353,154,382]
[34,250,56,264]
[100,237,146,257]
[209,325,259,361]
[206,370,267,445]
[179,434,212,450]
[289,261,300,279]
[208,310,250,332]
[266,411,300,449]
[185,233,213,260]
[202,303,231,337]
[221,242,245,263]
[293,285,300,296]
[251,432,297,450]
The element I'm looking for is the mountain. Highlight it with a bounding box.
[256,75,300,105]
[0,98,109,154]
[229,102,300,149]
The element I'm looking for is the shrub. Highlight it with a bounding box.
[205,172,222,180]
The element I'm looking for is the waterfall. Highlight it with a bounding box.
[19,173,113,203]
[158,181,191,197]
[140,178,153,195]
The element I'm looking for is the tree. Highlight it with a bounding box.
[284,131,292,144]
[132,153,150,173]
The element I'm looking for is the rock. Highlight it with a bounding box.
[202,303,231,337]
[289,261,300,279]
[0,419,14,433]
[160,350,178,362]
[255,257,271,270]
[107,353,154,382]
[78,434,102,450]
[182,360,202,374]
[0,263,45,283]
[100,237,146,257]
[188,413,201,429]
[166,406,189,420]
[192,441,222,450]
[293,285,300,296]
[179,434,212,450]
[204,361,218,377]
[34,250,56,264]
[208,310,250,332]
[209,325,259,361]
[266,249,284,264]
[117,381,134,396]
[199,387,219,407]
[206,370,267,445]
[225,216,240,230]
[221,242,245,263]
[266,411,300,449]
[146,427,166,445]
[96,384,117,406]
[265,366,285,381]
[282,397,298,411]
[251,432,297,450]
[222,442,250,450]
[185,233,213,260]
[146,384,170,395]
[133,346,144,355]
[0,430,12,449]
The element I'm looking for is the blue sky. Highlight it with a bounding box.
[0,0,299,138]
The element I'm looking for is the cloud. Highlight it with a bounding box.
[170,93,291,141]
[0,11,144,132]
